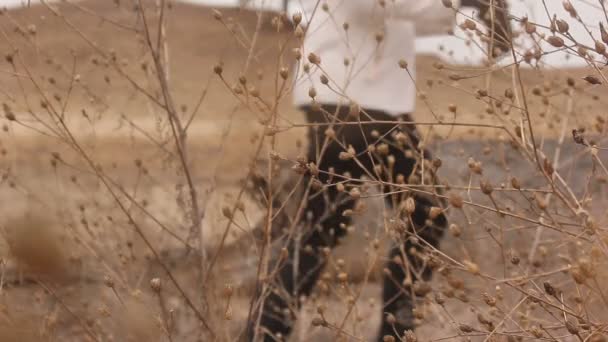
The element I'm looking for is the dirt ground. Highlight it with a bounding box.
[0,1,607,341]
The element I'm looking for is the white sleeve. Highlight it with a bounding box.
[346,0,459,37]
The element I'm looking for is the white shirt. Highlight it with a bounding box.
[292,0,459,116]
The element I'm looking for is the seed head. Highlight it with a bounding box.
[428,206,442,220]
[150,278,161,292]
[294,25,304,38]
[279,67,289,80]
[222,206,233,220]
[600,23,608,45]
[404,197,416,215]
[583,75,602,85]
[462,19,477,31]
[448,193,463,208]
[311,317,325,327]
[566,319,579,335]
[104,275,115,288]
[464,260,480,275]
[547,36,564,48]
[307,52,321,65]
[459,323,474,333]
[563,1,577,17]
[556,19,569,33]
[525,21,536,34]
[386,313,396,325]
[308,87,317,98]
[441,0,452,8]
[348,102,360,118]
[482,292,497,306]
[480,179,493,195]
[543,281,556,296]
[320,74,329,85]
[292,12,302,25]
[349,187,361,199]
[449,223,461,237]
[398,59,408,69]
[596,40,606,54]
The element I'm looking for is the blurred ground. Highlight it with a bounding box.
[0,1,607,341]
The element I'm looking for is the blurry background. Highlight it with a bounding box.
[0,0,607,341]
[2,0,605,66]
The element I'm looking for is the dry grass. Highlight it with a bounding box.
[0,0,607,341]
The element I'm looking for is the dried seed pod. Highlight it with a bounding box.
[349,187,361,199]
[530,326,543,338]
[311,317,325,327]
[320,74,329,85]
[601,22,608,45]
[398,59,408,69]
[596,40,606,54]
[583,75,602,85]
[480,179,494,195]
[428,207,442,220]
[294,25,304,38]
[338,151,354,161]
[462,19,476,31]
[448,223,461,237]
[482,292,497,307]
[459,324,474,333]
[404,197,416,215]
[566,319,579,335]
[525,21,536,34]
[543,281,556,296]
[441,0,452,8]
[464,260,480,275]
[563,1,577,17]
[556,19,569,33]
[279,67,289,80]
[150,278,161,292]
[349,102,360,118]
[292,12,302,25]
[510,177,521,189]
[404,330,417,342]
[222,206,233,220]
[448,193,463,208]
[308,52,321,65]
[547,36,565,48]
[308,87,317,98]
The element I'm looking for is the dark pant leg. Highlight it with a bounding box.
[249,104,446,341]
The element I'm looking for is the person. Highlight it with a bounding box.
[248,0,510,341]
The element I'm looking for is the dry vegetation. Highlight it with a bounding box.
[0,0,607,341]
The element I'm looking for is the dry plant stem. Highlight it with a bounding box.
[135,0,207,276]
[10,45,216,337]
[157,289,174,342]
[37,281,101,342]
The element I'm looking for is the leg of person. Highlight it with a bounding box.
[374,114,448,341]
[249,104,373,341]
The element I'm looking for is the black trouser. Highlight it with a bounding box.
[249,104,447,341]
